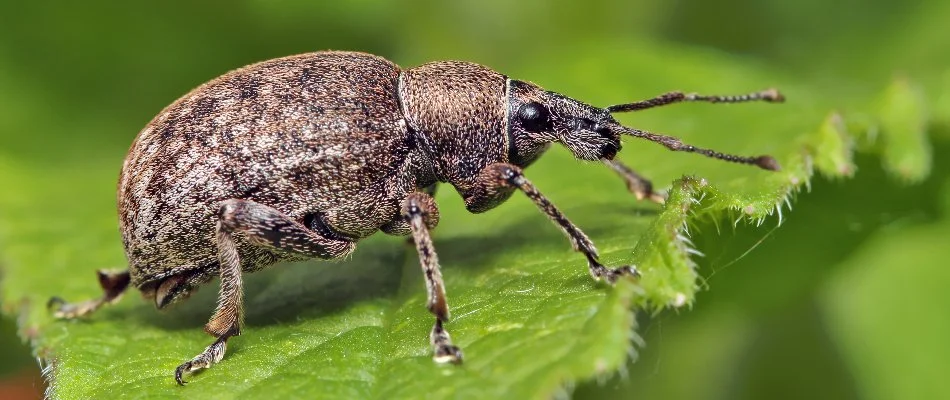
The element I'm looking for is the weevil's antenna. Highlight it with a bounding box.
[607,89,784,113]
[616,125,780,171]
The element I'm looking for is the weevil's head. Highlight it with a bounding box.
[507,79,781,171]
[507,79,622,163]
[400,61,780,189]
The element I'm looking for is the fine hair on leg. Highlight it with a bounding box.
[401,191,463,364]
[48,269,131,319]
[473,163,639,284]
[602,159,667,204]
[175,199,356,385]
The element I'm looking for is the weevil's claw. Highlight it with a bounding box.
[623,265,642,279]
[47,296,69,319]
[47,296,95,319]
[430,319,463,365]
[628,184,667,205]
[47,296,66,310]
[174,358,209,386]
[604,265,640,284]
[175,335,229,385]
[48,270,130,320]
[175,363,190,386]
[590,263,640,285]
[433,344,464,365]
[644,190,668,205]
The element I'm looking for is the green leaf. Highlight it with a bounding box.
[0,37,936,399]
[875,77,931,182]
[819,202,950,400]
[0,42,785,398]
[574,131,950,400]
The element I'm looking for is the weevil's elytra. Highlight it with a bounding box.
[48,50,783,385]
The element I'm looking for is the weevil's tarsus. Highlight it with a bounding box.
[175,328,234,386]
[477,163,639,284]
[602,159,667,204]
[48,269,131,319]
[584,253,641,284]
[401,192,461,363]
[175,198,357,384]
[606,88,784,113]
[431,319,463,364]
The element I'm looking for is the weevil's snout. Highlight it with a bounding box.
[543,95,623,161]
[561,115,623,161]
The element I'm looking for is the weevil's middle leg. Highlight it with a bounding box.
[603,159,667,204]
[471,163,639,284]
[400,183,438,244]
[401,192,462,364]
[175,199,356,385]
[48,269,131,319]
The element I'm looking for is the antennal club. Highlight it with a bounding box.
[618,126,780,171]
[607,88,784,113]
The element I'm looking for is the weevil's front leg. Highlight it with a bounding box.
[48,269,131,319]
[469,163,639,284]
[603,159,667,204]
[401,192,463,364]
[175,199,356,385]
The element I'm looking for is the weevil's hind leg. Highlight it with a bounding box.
[603,159,667,204]
[401,192,463,364]
[468,163,639,284]
[175,199,356,385]
[48,269,131,319]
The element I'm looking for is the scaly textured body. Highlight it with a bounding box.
[119,52,433,293]
[49,50,783,385]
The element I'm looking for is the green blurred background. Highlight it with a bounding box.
[1,0,947,399]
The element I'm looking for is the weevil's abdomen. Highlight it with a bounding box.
[119,51,433,290]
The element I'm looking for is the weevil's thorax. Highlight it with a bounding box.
[398,61,510,194]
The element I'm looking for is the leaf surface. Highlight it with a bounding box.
[0,38,926,399]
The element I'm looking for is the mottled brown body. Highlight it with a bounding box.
[50,50,783,385]
[120,52,436,300]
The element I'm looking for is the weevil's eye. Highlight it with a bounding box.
[518,102,551,132]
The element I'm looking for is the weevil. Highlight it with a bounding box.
[48,51,783,385]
